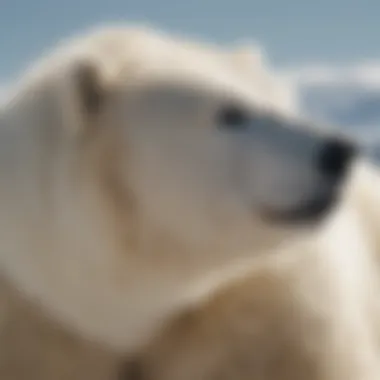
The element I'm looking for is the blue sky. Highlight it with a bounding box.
[1,0,379,80]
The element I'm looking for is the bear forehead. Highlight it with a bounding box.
[14,25,293,113]
[26,26,259,89]
[79,27,274,105]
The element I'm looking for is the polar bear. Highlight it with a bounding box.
[0,24,361,372]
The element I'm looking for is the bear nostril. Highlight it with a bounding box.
[317,138,357,180]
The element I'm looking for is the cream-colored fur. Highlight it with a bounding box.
[0,276,123,380]
[129,162,380,380]
[0,24,370,379]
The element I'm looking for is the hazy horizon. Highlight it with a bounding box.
[1,0,380,81]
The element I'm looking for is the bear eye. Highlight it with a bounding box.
[217,105,251,131]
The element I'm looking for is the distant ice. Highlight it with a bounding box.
[283,64,380,161]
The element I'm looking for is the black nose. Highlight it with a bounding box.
[317,138,357,180]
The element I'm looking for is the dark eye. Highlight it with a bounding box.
[217,105,250,131]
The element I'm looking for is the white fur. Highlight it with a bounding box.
[131,161,380,380]
[0,25,363,354]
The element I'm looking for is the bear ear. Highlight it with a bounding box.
[59,58,106,136]
[74,60,103,115]
[230,43,264,71]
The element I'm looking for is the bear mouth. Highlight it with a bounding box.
[261,194,338,225]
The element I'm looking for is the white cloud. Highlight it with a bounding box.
[281,63,380,151]
[283,62,380,88]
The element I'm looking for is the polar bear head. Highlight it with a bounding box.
[1,25,357,349]
[41,27,353,256]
